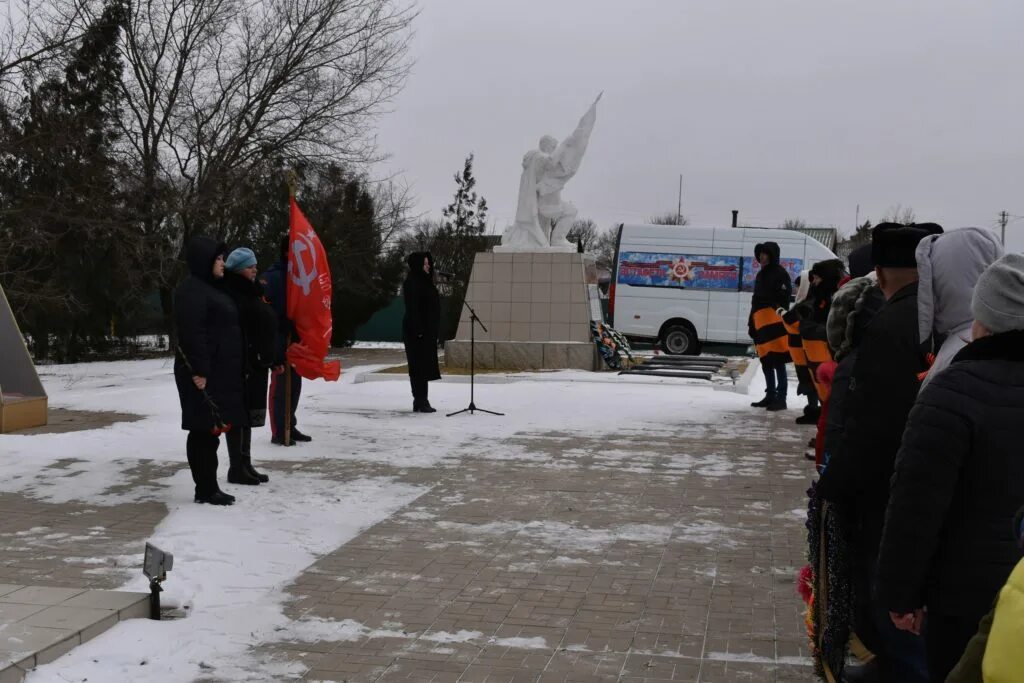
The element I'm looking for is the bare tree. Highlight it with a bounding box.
[0,0,91,100]
[41,0,415,335]
[780,218,808,230]
[566,218,599,251]
[175,0,416,229]
[593,227,617,273]
[648,211,689,226]
[882,204,916,226]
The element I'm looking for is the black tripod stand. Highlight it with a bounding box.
[447,299,503,417]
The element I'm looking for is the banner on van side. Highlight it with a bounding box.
[740,257,804,293]
[618,251,741,290]
[617,251,806,292]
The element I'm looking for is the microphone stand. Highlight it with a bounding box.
[447,297,503,417]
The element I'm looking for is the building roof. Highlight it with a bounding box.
[785,227,838,251]
[744,225,838,251]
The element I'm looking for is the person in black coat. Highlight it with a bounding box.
[817,222,942,682]
[749,241,793,410]
[821,277,885,471]
[223,247,279,486]
[173,236,249,506]
[402,251,442,413]
[877,253,1024,682]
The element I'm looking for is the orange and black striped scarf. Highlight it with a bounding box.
[752,306,790,364]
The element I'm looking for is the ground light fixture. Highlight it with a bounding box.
[143,542,173,620]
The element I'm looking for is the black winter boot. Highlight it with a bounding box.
[239,429,269,483]
[228,459,260,485]
[751,394,774,408]
[243,456,269,484]
[795,413,818,425]
[291,428,312,442]
[225,428,257,485]
[766,398,788,412]
[195,491,235,505]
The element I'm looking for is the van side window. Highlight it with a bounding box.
[739,256,804,293]
[618,251,740,291]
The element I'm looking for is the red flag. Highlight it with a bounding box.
[286,197,341,381]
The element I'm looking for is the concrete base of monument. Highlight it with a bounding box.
[444,340,601,372]
[445,251,605,371]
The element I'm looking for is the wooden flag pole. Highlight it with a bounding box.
[283,170,298,447]
[284,334,292,447]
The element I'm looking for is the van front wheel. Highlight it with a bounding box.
[660,324,698,355]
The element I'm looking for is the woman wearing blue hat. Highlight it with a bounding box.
[223,247,278,485]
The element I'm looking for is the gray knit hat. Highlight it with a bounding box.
[972,253,1024,334]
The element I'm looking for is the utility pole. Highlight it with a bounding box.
[677,175,683,226]
[999,210,1009,246]
[855,204,860,232]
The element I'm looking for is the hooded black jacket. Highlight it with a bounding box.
[751,242,793,312]
[877,330,1024,617]
[173,237,248,431]
[402,252,442,382]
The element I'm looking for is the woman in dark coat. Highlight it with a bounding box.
[223,247,278,485]
[402,251,442,412]
[174,236,249,506]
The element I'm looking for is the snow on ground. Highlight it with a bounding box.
[30,476,424,682]
[0,358,757,681]
[348,341,406,350]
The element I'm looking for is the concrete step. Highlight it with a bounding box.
[0,584,149,682]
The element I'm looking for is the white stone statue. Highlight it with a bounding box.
[498,94,602,251]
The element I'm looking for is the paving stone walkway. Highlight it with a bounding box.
[1,356,818,682]
[260,405,816,682]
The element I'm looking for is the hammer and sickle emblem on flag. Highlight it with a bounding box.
[290,231,318,296]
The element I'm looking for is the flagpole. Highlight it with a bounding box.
[284,170,298,447]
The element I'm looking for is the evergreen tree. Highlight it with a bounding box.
[0,0,138,361]
[219,160,406,344]
[434,154,490,340]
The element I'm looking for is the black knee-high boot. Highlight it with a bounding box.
[241,427,269,483]
[226,427,260,485]
[411,377,435,412]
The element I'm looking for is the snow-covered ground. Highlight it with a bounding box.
[0,359,760,681]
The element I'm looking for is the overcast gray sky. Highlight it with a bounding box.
[375,1,1024,251]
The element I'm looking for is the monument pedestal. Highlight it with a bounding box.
[444,252,602,372]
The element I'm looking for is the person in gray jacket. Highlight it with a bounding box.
[915,227,1003,387]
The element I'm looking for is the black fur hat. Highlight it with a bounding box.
[872,222,943,268]
[847,244,874,279]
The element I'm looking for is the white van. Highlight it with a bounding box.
[609,224,837,354]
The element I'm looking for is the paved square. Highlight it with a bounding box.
[261,408,815,682]
[1,354,817,681]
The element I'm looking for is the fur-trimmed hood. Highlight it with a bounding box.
[826,274,883,360]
